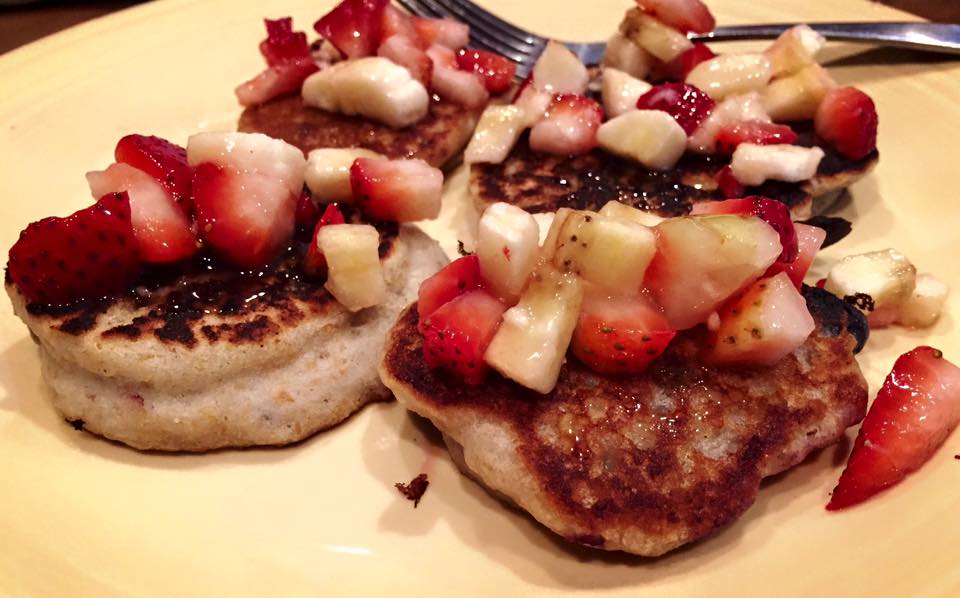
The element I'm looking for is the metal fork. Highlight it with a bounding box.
[398,0,960,76]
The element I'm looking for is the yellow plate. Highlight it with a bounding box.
[1,1,957,595]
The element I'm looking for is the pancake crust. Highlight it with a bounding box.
[238,95,482,168]
[380,288,869,556]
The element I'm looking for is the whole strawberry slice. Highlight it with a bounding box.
[303,203,346,276]
[456,48,517,95]
[636,82,715,136]
[7,192,141,304]
[529,93,604,155]
[115,134,193,208]
[714,121,798,155]
[350,158,443,222]
[815,86,878,161]
[636,0,716,34]
[827,346,960,511]
[259,17,312,67]
[691,196,799,263]
[314,0,389,59]
[420,289,507,385]
[417,254,483,329]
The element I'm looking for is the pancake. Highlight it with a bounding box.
[238,95,483,169]
[470,125,878,219]
[379,287,869,556]
[7,223,447,452]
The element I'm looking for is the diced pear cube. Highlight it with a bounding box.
[532,41,589,94]
[304,147,384,202]
[766,25,826,78]
[623,11,693,62]
[730,143,825,186]
[316,224,386,311]
[601,67,653,118]
[686,53,773,101]
[484,265,584,394]
[602,33,653,80]
[897,274,949,328]
[476,202,541,300]
[597,110,687,170]
[825,249,918,321]
[598,200,665,227]
[465,105,528,164]
[762,63,836,122]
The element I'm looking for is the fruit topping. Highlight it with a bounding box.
[729,143,824,186]
[314,0,390,59]
[349,158,443,222]
[235,57,320,108]
[714,121,798,155]
[685,53,773,101]
[823,249,918,328]
[715,165,745,198]
[531,41,590,94]
[690,196,798,263]
[661,42,716,81]
[827,346,960,510]
[622,10,693,63]
[762,63,835,122]
[512,84,553,126]
[315,223,386,311]
[598,200,664,228]
[456,48,516,95]
[381,4,418,41]
[186,132,307,196]
[571,290,676,375]
[259,17,313,66]
[426,44,490,109]
[303,203,346,276]
[815,86,879,160]
[378,34,433,87]
[412,16,470,49]
[898,274,949,328]
[529,94,604,155]
[304,147,384,203]
[295,188,320,234]
[635,0,716,35]
[114,134,192,207]
[635,82,715,135]
[421,289,507,385]
[601,67,652,118]
[417,255,483,325]
[602,33,653,80]
[476,202,540,301]
[765,24,825,78]
[597,109,687,170]
[7,192,141,304]
[765,222,826,288]
[464,105,527,164]
[687,91,771,154]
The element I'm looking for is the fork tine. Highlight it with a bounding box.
[434,0,544,49]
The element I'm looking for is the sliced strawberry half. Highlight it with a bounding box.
[635,82,715,136]
[378,34,433,87]
[661,42,716,80]
[235,56,319,108]
[529,93,603,155]
[303,203,346,276]
[426,44,489,108]
[350,158,443,222]
[715,165,745,198]
[259,17,312,66]
[412,16,470,49]
[420,289,507,385]
[815,86,878,161]
[114,134,193,208]
[456,48,516,95]
[691,196,799,263]
[827,346,960,511]
[87,163,198,264]
[381,4,418,41]
[192,162,297,267]
[714,121,798,155]
[417,254,483,329]
[636,0,716,34]
[7,192,141,304]
[314,0,389,59]
[764,223,826,288]
[571,292,676,375]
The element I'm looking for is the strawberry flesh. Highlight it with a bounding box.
[456,48,516,95]
[295,187,320,234]
[417,255,483,329]
[420,289,507,385]
[303,203,346,276]
[764,223,825,288]
[715,165,745,198]
[827,346,960,510]
[350,158,443,222]
[314,0,389,59]
[378,34,433,87]
[635,82,715,136]
[714,121,798,155]
[235,56,319,108]
[259,17,312,66]
[635,0,716,34]
[691,196,799,263]
[381,4,419,41]
[7,192,141,304]
[662,42,716,80]
[815,86,878,161]
[412,17,470,50]
[529,93,603,155]
[114,134,193,208]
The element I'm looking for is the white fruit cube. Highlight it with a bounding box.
[513,86,553,127]
[316,224,387,311]
[186,131,307,196]
[476,202,541,301]
[304,147,384,202]
[532,41,589,94]
[602,33,653,80]
[897,274,949,328]
[597,110,687,170]
[686,53,773,101]
[762,63,836,122]
[465,105,528,164]
[598,200,665,227]
[825,249,918,322]
[624,11,692,62]
[484,264,584,394]
[766,24,826,78]
[540,208,573,261]
[687,92,771,154]
[601,67,653,118]
[730,143,825,186]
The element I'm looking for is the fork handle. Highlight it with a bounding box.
[699,22,960,54]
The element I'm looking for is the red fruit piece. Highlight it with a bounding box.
[662,42,716,80]
[420,289,507,385]
[511,72,534,102]
[115,134,193,208]
[350,158,443,222]
[378,34,433,87]
[691,196,799,263]
[635,0,716,34]
[7,192,141,304]
[571,293,676,375]
[412,17,470,49]
[192,163,297,268]
[303,203,346,276]
[259,17,312,66]
[827,346,960,511]
[636,82,715,136]
[426,44,490,109]
[715,165,745,198]
[314,0,389,59]
[235,56,319,108]
[764,223,826,288]
[295,188,319,233]
[417,255,483,329]
[381,4,419,41]
[456,48,516,95]
[714,121,798,155]
[529,93,604,155]
[815,86,878,161]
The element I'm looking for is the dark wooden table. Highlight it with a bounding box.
[0,0,957,56]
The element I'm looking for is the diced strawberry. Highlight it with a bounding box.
[192,162,297,267]
[691,196,798,263]
[235,56,319,107]
[511,72,534,102]
[381,4,418,42]
[456,48,516,95]
[87,163,198,263]
[815,277,827,289]
[417,255,483,329]
[295,187,319,234]
[420,289,507,385]
[571,292,676,375]
[529,93,603,155]
[662,42,716,80]
[635,82,715,136]
[764,223,826,288]
[350,158,443,222]
[259,17,312,66]
[412,17,470,50]
[303,203,346,276]
[114,134,192,208]
[314,0,389,59]
[714,121,798,155]
[7,192,141,304]
[715,165,745,198]
[378,34,433,87]
[426,44,489,108]
[815,86,878,161]
[635,0,715,34]
[827,346,960,510]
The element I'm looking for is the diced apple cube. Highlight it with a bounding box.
[686,53,773,101]
[601,67,653,118]
[476,202,541,300]
[687,92,771,154]
[484,264,584,394]
[730,143,825,186]
[186,131,307,196]
[316,224,386,311]
[532,41,589,94]
[766,25,826,78]
[824,249,918,326]
[897,273,949,328]
[465,105,527,164]
[598,200,665,227]
[622,10,693,62]
[762,63,836,122]
[602,33,653,80]
[305,147,384,202]
[597,110,687,170]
